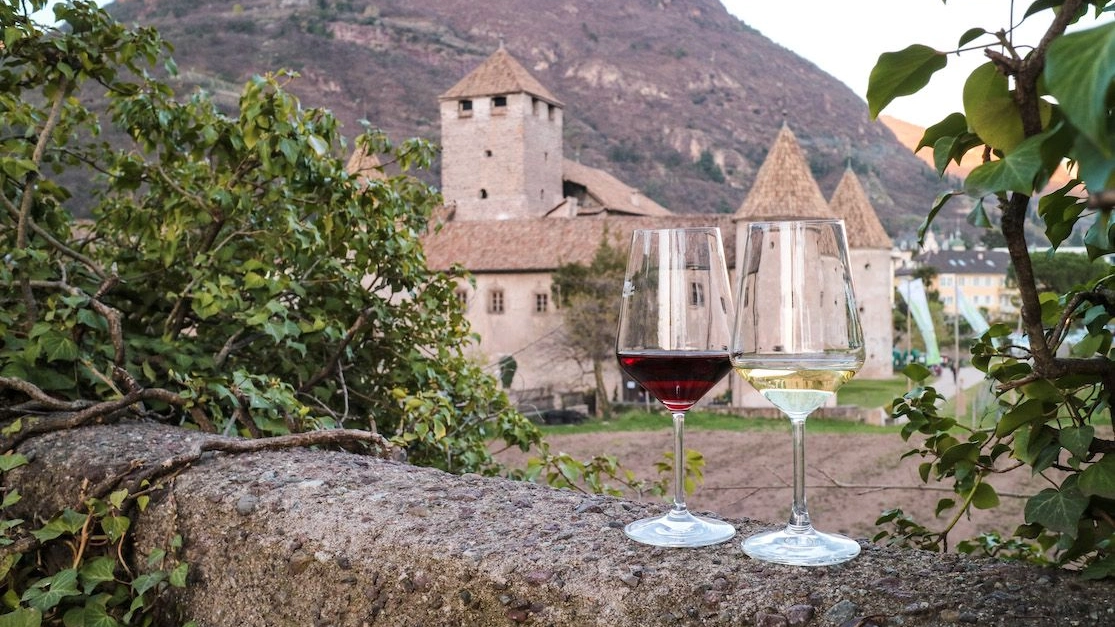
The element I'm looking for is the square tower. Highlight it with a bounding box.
[439,48,564,221]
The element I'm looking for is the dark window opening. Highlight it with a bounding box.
[479,189,488,199]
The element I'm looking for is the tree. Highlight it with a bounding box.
[1027,251,1113,293]
[869,0,1115,576]
[550,234,626,420]
[1,1,542,622]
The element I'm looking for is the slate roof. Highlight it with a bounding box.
[915,249,1012,275]
[829,167,892,249]
[423,215,737,273]
[734,124,835,222]
[439,47,563,107]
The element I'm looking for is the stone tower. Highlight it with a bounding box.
[439,47,564,221]
[829,166,895,379]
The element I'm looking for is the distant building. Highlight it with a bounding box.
[906,249,1017,319]
[366,48,895,409]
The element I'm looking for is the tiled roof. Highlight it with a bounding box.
[915,249,1012,275]
[830,167,892,249]
[734,124,835,222]
[423,215,737,273]
[439,47,563,106]
[560,159,672,217]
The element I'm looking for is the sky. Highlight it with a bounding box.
[721,0,1108,127]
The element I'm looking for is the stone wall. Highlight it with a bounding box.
[9,422,1113,626]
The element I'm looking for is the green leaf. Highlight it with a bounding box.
[1079,455,1115,499]
[867,44,948,119]
[130,572,165,596]
[22,569,81,612]
[1061,425,1096,461]
[78,557,118,595]
[39,331,78,363]
[970,482,1000,510]
[99,514,130,543]
[0,453,28,472]
[902,362,932,383]
[919,112,968,151]
[1046,22,1115,157]
[0,608,43,627]
[963,132,1046,196]
[1025,481,1089,537]
[966,198,991,228]
[169,563,189,588]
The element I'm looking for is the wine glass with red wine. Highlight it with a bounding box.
[730,219,865,565]
[615,227,736,547]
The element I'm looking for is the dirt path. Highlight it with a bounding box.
[501,425,1046,545]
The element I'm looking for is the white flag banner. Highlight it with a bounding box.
[956,286,990,336]
[897,278,941,365]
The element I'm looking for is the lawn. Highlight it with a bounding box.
[538,407,900,436]
[836,376,909,409]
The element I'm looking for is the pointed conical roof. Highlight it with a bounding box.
[345,148,385,183]
[734,124,834,221]
[439,47,563,106]
[830,167,892,249]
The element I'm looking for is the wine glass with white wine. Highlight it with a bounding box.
[616,227,736,547]
[730,219,865,566]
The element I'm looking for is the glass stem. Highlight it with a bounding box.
[788,413,812,530]
[671,411,687,514]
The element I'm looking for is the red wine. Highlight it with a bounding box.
[617,350,731,412]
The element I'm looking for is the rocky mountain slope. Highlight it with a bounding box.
[107,0,953,238]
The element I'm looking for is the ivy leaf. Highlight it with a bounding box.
[964,62,1026,153]
[867,44,948,119]
[0,608,43,627]
[970,482,1000,510]
[0,453,28,472]
[78,557,118,596]
[38,330,78,363]
[918,112,968,152]
[22,568,81,612]
[1046,21,1115,157]
[1038,183,1087,248]
[963,133,1046,196]
[1025,481,1089,537]
[1079,455,1115,499]
[1061,425,1096,461]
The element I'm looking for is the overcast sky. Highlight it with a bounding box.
[722,0,1108,126]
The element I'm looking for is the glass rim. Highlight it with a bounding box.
[741,218,846,228]
[629,226,723,235]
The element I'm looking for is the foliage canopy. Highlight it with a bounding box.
[870,0,1115,577]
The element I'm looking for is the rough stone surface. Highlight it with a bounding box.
[9,422,1115,626]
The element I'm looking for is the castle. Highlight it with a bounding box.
[412,47,893,410]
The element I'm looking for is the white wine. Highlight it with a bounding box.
[734,367,857,416]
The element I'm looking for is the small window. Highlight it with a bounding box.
[489,290,505,314]
[484,149,493,157]
[458,99,473,117]
[535,293,548,313]
[689,282,705,307]
[492,96,507,114]
[479,189,488,199]
[455,289,469,309]
[548,104,556,120]
[532,97,540,115]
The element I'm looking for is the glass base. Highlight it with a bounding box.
[624,509,736,548]
[742,525,860,566]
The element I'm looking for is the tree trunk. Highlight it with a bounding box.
[593,358,611,420]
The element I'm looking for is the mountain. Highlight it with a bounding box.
[106,0,949,238]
